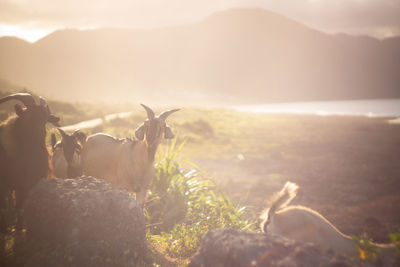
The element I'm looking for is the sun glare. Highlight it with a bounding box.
[0,24,55,42]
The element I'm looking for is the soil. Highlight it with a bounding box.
[185,115,400,243]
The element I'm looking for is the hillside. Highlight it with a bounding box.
[0,77,23,92]
[0,8,399,104]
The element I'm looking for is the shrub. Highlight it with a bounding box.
[145,139,256,258]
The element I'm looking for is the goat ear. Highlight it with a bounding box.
[57,127,67,139]
[48,115,61,127]
[14,104,24,117]
[74,143,82,152]
[164,125,175,139]
[75,132,87,145]
[135,123,146,140]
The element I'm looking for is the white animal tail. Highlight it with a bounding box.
[260,181,398,264]
[260,181,299,233]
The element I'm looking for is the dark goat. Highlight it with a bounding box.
[0,93,60,228]
[81,104,179,204]
[51,128,86,178]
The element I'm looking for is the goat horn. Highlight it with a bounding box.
[0,93,36,108]
[158,109,180,121]
[140,104,155,120]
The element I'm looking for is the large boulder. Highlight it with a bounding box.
[23,176,146,267]
[189,228,370,267]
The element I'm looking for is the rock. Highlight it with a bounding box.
[189,228,370,267]
[23,176,146,267]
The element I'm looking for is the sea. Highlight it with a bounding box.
[233,99,400,118]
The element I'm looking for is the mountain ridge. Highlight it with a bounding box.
[0,8,399,104]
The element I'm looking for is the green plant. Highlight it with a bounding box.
[389,232,400,259]
[144,139,189,234]
[352,234,380,263]
[145,139,256,258]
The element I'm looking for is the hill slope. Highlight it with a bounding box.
[0,8,399,104]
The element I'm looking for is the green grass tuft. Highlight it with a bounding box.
[145,139,257,258]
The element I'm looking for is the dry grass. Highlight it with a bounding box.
[171,111,400,243]
[52,106,400,243]
[2,103,399,262]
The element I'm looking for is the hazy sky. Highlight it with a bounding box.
[1,0,399,42]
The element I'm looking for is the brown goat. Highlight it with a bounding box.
[81,104,179,204]
[51,128,86,178]
[0,93,60,229]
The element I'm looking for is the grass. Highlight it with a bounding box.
[0,138,256,266]
[145,139,256,259]
[2,94,400,265]
[352,233,400,265]
[389,233,400,261]
[352,234,381,263]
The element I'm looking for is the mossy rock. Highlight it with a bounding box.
[23,176,146,267]
[189,228,370,267]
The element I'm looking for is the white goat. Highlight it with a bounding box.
[261,182,398,262]
[81,104,179,205]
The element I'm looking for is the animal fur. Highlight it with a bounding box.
[81,104,179,204]
[51,129,86,178]
[261,182,398,261]
[0,93,60,228]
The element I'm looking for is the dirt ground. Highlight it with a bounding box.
[183,114,400,243]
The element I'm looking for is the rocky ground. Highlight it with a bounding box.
[22,176,146,267]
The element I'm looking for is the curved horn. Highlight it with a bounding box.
[0,93,36,108]
[158,108,180,121]
[140,104,155,120]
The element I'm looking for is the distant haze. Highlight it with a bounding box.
[1,0,400,41]
[0,9,399,105]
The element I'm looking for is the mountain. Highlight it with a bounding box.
[0,8,399,104]
[0,77,23,93]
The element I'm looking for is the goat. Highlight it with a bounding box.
[0,93,60,228]
[81,104,179,204]
[260,182,398,263]
[51,128,86,178]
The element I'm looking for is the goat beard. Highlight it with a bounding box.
[147,145,157,163]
